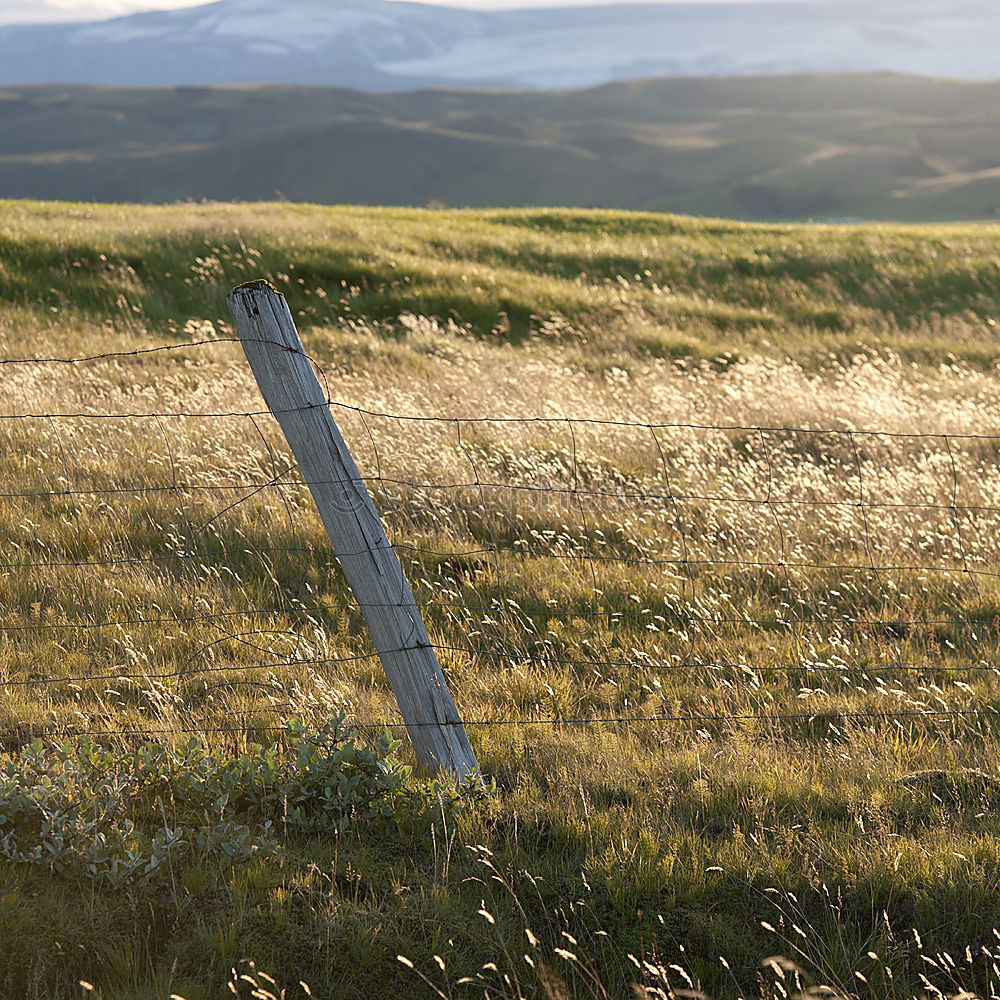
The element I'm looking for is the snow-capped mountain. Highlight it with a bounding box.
[1,0,997,90]
[0,1,112,24]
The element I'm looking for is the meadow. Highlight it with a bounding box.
[0,200,999,999]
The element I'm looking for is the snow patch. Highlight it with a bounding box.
[245,41,290,55]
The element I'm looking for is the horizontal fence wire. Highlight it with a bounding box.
[5,476,1000,516]
[2,707,995,744]
[1,337,999,745]
[1,544,997,581]
[5,645,1000,691]
[0,601,996,634]
[5,400,1000,442]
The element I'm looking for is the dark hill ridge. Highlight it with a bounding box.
[2,74,1000,220]
[0,0,998,91]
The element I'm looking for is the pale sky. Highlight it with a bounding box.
[5,0,813,22]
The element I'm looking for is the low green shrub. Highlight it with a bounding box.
[0,716,452,888]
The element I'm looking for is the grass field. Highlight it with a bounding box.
[1,201,1000,999]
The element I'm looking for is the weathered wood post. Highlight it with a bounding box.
[227,280,479,781]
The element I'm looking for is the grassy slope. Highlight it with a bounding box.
[2,74,1000,220]
[1,202,1000,999]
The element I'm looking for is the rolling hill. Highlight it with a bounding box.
[2,74,1000,220]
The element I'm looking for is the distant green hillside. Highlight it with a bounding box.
[2,73,1000,220]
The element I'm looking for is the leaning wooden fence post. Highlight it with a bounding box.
[227,280,479,781]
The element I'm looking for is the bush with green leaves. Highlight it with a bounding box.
[0,716,453,888]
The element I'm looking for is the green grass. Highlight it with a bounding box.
[2,74,1000,221]
[1,202,1000,999]
[1,200,999,365]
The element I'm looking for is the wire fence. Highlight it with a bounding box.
[2,335,999,749]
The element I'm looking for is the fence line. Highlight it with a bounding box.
[1,330,998,758]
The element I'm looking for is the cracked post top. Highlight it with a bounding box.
[229,278,284,297]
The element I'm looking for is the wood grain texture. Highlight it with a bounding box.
[227,281,479,780]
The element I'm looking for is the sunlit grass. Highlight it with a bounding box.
[0,202,999,998]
